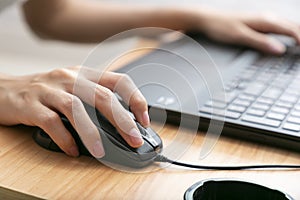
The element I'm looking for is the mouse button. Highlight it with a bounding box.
[95,110,117,134]
[136,122,148,136]
[135,142,155,154]
[135,123,160,149]
[142,128,162,149]
[141,134,159,149]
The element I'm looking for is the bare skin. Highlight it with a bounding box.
[0,68,149,157]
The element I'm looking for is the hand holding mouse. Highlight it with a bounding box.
[0,66,150,158]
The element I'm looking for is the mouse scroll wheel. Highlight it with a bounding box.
[136,122,147,136]
[136,123,159,148]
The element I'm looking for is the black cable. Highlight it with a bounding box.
[154,155,300,170]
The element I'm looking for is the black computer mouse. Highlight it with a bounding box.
[32,103,163,168]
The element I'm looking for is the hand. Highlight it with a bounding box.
[193,10,300,54]
[0,67,150,157]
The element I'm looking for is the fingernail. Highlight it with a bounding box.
[269,39,286,54]
[69,145,79,157]
[92,141,105,158]
[142,111,150,127]
[129,128,144,147]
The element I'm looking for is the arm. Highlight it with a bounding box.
[23,0,300,54]
[22,0,194,43]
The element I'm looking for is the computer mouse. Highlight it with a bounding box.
[32,103,163,168]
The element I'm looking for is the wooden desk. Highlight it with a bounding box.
[1,39,300,200]
[1,123,300,199]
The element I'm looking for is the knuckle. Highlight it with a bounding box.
[120,74,132,83]
[38,112,60,127]
[116,114,128,126]
[61,95,79,111]
[19,82,48,103]
[48,68,73,80]
[115,113,134,133]
[30,80,48,91]
[96,87,114,103]
[130,95,147,110]
[113,73,133,88]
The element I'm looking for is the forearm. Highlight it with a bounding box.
[23,0,204,43]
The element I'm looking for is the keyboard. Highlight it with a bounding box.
[200,53,300,133]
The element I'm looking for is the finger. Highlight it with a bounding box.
[100,72,150,127]
[235,26,287,55]
[79,68,150,127]
[73,78,144,148]
[33,104,79,157]
[41,90,105,158]
[244,14,300,44]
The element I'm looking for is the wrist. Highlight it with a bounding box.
[161,6,214,32]
[142,7,205,32]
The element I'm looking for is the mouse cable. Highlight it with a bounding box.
[154,155,300,170]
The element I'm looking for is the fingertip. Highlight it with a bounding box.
[67,145,80,157]
[141,110,150,127]
[267,38,286,55]
[129,128,144,148]
[92,140,105,158]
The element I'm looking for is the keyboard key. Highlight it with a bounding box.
[279,94,298,103]
[275,101,293,109]
[238,94,256,102]
[294,104,300,111]
[270,106,290,114]
[240,70,257,81]
[232,99,251,107]
[285,88,300,96]
[228,105,246,113]
[283,123,300,132]
[267,112,285,121]
[242,115,281,127]
[272,74,293,87]
[246,108,265,117]
[251,103,270,111]
[262,87,283,99]
[287,116,300,125]
[256,97,274,105]
[212,92,237,104]
[256,72,275,83]
[291,110,300,117]
[243,82,266,96]
[222,111,241,119]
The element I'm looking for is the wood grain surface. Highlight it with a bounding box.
[1,121,300,199]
